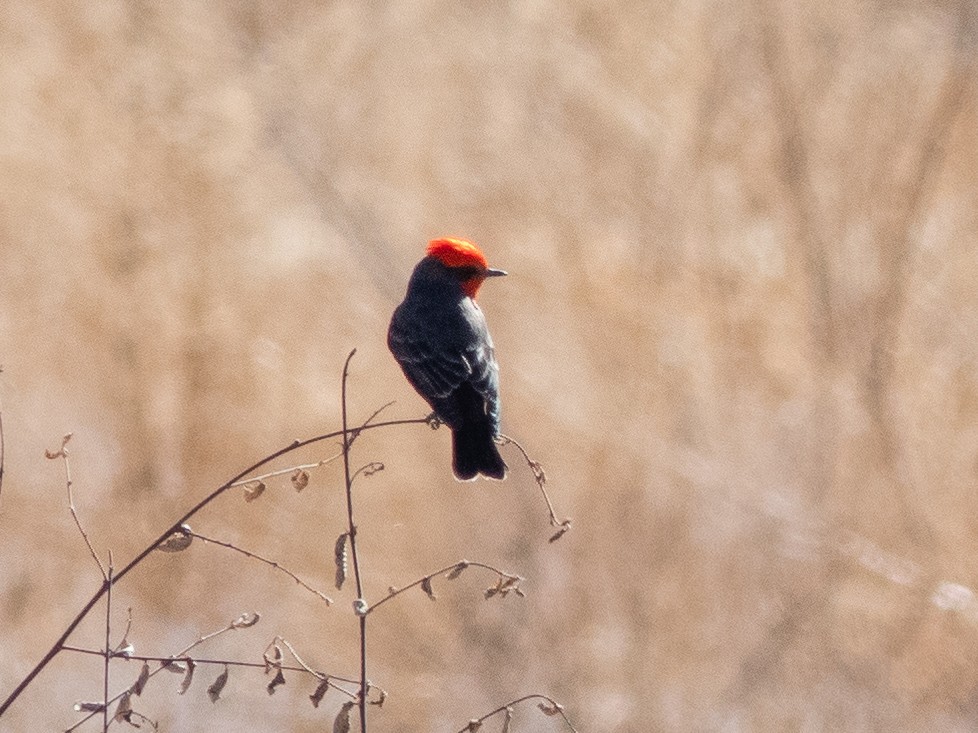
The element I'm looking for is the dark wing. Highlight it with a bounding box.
[387,319,471,399]
[462,337,501,434]
[387,296,475,401]
[388,300,500,433]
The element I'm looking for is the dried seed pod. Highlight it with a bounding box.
[157,525,193,552]
[113,691,133,724]
[266,669,286,695]
[231,612,260,629]
[130,662,150,696]
[178,659,196,695]
[333,701,355,733]
[207,666,228,702]
[243,481,266,502]
[291,468,310,492]
[537,701,563,716]
[309,678,330,708]
[334,533,348,590]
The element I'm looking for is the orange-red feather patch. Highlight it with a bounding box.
[427,238,489,270]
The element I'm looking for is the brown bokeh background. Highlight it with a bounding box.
[2,2,978,731]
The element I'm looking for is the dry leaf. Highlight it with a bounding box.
[484,578,501,599]
[548,519,571,542]
[207,666,228,702]
[369,687,387,707]
[178,659,196,695]
[334,532,348,590]
[244,481,266,502]
[333,701,355,733]
[537,701,563,716]
[113,692,133,723]
[45,433,72,459]
[446,561,469,580]
[309,678,330,708]
[157,525,193,553]
[291,468,310,492]
[131,662,150,696]
[266,669,286,695]
[74,702,104,713]
[361,461,384,477]
[421,576,436,601]
[263,643,283,674]
[497,575,523,597]
[231,612,260,629]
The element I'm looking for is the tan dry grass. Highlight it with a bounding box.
[1,1,978,730]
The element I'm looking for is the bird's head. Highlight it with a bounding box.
[426,237,507,299]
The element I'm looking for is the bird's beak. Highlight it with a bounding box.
[485,268,507,277]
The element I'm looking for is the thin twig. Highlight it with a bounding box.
[228,402,393,497]
[458,694,578,733]
[272,637,369,701]
[347,401,396,447]
[272,637,344,681]
[1,413,427,717]
[102,556,113,733]
[498,433,572,541]
[63,645,358,691]
[67,614,260,731]
[339,349,369,732]
[350,461,384,483]
[113,608,133,656]
[367,561,524,615]
[45,434,107,579]
[0,388,5,505]
[228,452,343,489]
[187,530,333,605]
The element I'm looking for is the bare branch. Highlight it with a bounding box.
[458,694,578,733]
[347,401,396,447]
[187,529,333,605]
[68,614,262,730]
[498,434,571,540]
[112,607,134,657]
[1,413,428,717]
[7,356,548,728]
[351,462,384,484]
[367,561,524,615]
[229,451,343,490]
[339,349,369,731]
[102,556,114,733]
[63,644,358,688]
[46,434,107,579]
[0,392,5,505]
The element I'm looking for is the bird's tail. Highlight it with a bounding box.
[452,423,507,481]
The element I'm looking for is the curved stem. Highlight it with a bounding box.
[101,560,112,732]
[366,561,520,615]
[458,694,578,733]
[339,349,368,733]
[0,397,5,504]
[0,412,427,718]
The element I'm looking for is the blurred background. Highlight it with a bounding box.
[2,1,977,730]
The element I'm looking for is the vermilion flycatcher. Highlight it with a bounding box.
[388,238,508,480]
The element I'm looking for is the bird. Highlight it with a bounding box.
[388,237,508,481]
